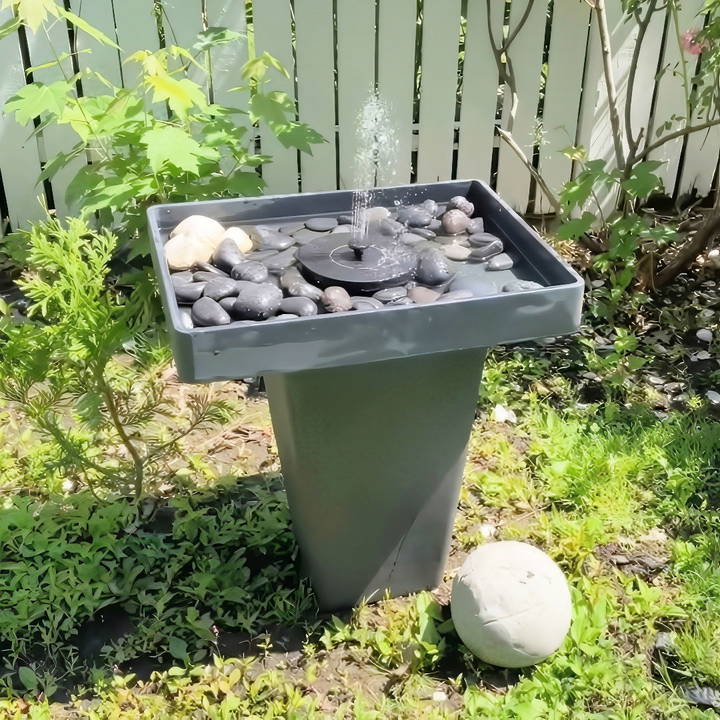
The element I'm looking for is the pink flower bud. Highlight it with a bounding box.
[681,29,707,56]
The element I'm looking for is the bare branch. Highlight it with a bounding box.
[637,118,720,160]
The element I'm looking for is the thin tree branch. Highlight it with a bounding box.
[505,0,535,50]
[638,118,720,160]
[496,127,562,215]
[593,0,625,168]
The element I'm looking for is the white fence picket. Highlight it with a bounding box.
[495,0,550,212]
[24,16,87,219]
[252,0,298,195]
[576,3,637,213]
[377,0,416,186]
[70,0,122,95]
[535,2,591,212]
[416,0,461,183]
[295,0,337,191]
[648,0,706,194]
[336,0,376,189]
[457,0,504,183]
[160,0,205,90]
[0,8,45,230]
[205,0,249,110]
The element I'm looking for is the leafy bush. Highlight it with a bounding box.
[0,482,312,695]
[3,8,324,256]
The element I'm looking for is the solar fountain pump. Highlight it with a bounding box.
[148,180,582,610]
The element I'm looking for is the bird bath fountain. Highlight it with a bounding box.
[147,95,582,610]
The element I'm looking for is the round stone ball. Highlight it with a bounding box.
[451,541,571,668]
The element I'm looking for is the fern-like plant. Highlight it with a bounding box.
[0,217,230,499]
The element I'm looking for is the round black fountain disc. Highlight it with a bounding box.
[296,235,418,294]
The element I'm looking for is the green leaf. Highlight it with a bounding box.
[37,145,84,184]
[560,145,587,162]
[250,91,294,127]
[261,51,289,78]
[5,81,69,124]
[557,211,596,240]
[2,0,58,32]
[55,7,120,48]
[140,125,203,175]
[168,636,188,661]
[147,74,207,117]
[18,666,38,690]
[275,123,326,153]
[192,26,244,52]
[622,160,664,198]
[241,57,267,81]
[0,14,21,40]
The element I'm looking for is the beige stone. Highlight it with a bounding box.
[170,215,225,250]
[223,226,253,253]
[164,233,213,271]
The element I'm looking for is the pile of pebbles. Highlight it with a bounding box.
[164,196,543,328]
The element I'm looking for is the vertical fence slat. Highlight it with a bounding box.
[416,0,461,183]
[679,126,720,197]
[648,0,706,194]
[575,4,637,213]
[377,0,416,186]
[295,0,337,191]
[24,17,87,218]
[336,0,376,189]
[495,0,550,212]
[206,0,249,110]
[252,0,298,195]
[534,2,591,212]
[112,0,160,90]
[457,0,503,183]
[70,0,121,95]
[0,9,45,230]
[160,0,205,90]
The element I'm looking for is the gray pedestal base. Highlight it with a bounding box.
[265,349,486,610]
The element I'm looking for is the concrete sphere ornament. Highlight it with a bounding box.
[451,541,572,668]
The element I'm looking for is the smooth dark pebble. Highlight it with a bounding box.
[292,228,330,244]
[279,222,305,235]
[212,238,246,273]
[398,232,425,246]
[416,249,454,286]
[280,296,318,316]
[422,199,439,217]
[468,232,502,248]
[193,271,226,283]
[487,253,514,271]
[387,296,414,306]
[321,286,352,313]
[219,297,237,314]
[191,297,231,326]
[233,283,283,321]
[351,296,383,311]
[503,280,542,293]
[195,262,229,277]
[467,217,485,234]
[281,268,324,300]
[373,286,407,303]
[174,282,206,304]
[469,240,504,262]
[447,195,474,216]
[337,213,353,225]
[409,227,437,240]
[305,217,338,232]
[247,250,280,262]
[397,205,432,227]
[171,271,194,286]
[259,233,294,251]
[267,313,299,321]
[203,277,240,301]
[379,218,404,236]
[449,275,497,297]
[263,248,297,275]
[231,261,269,283]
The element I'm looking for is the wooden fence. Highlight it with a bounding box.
[0,0,718,235]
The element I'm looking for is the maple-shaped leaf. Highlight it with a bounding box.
[2,0,57,32]
[622,161,664,198]
[5,80,69,124]
[147,74,207,117]
[140,126,202,175]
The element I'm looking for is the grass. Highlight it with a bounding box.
[0,339,719,718]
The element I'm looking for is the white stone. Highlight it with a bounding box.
[491,404,517,424]
[443,244,472,261]
[164,233,213,270]
[451,541,572,668]
[696,328,713,343]
[431,691,447,703]
[170,214,225,250]
[706,390,720,406]
[223,226,253,253]
[362,206,390,222]
[708,248,720,269]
